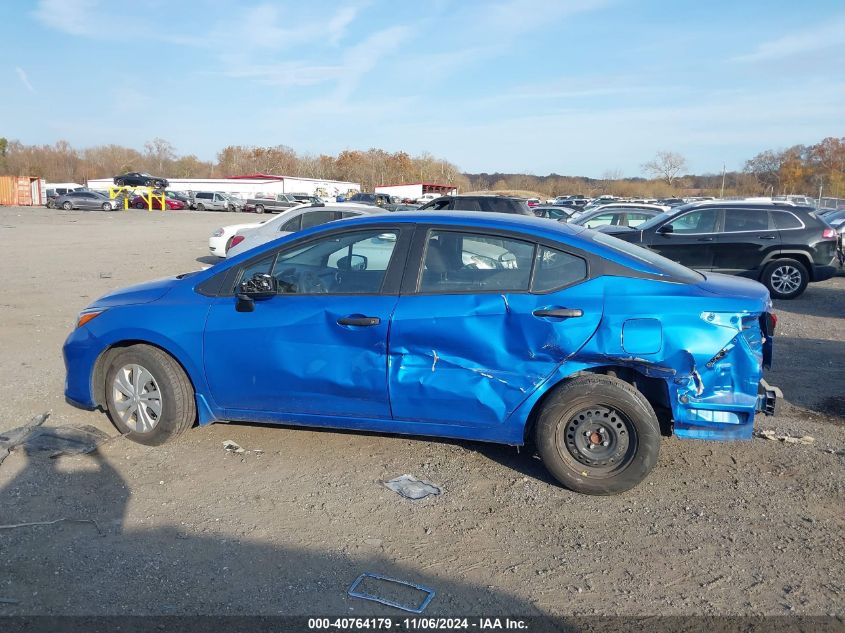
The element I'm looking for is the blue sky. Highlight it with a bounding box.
[2,0,844,177]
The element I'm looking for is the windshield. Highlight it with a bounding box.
[591,232,704,283]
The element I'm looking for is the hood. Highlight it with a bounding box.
[90,276,179,308]
[697,272,770,308]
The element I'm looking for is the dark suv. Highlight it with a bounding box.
[419,195,533,215]
[606,201,838,299]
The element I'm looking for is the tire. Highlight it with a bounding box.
[62,201,73,210]
[144,179,152,187]
[534,374,660,495]
[196,203,205,212]
[134,202,145,209]
[255,204,265,214]
[102,202,112,211]
[761,258,808,299]
[104,344,196,446]
[116,179,125,187]
[154,180,164,188]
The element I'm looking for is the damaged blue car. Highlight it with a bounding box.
[63,212,779,494]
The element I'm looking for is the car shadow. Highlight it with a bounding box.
[0,444,546,617]
[773,283,845,319]
[765,336,845,421]
[196,255,222,266]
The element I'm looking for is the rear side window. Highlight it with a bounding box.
[532,247,587,292]
[453,198,483,212]
[196,192,211,199]
[419,230,535,293]
[770,211,804,230]
[480,198,526,214]
[723,209,770,232]
[281,215,302,232]
[301,210,340,229]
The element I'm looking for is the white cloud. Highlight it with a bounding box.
[734,14,845,63]
[327,5,363,46]
[32,0,101,36]
[15,67,35,92]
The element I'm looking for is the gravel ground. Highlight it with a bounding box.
[0,207,843,617]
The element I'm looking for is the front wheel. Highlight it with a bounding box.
[534,374,660,495]
[105,344,196,446]
[195,203,205,212]
[102,202,113,211]
[761,259,808,299]
[62,201,73,210]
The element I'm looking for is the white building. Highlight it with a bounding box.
[374,182,458,201]
[85,174,360,201]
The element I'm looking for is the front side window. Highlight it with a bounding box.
[665,208,719,234]
[419,230,535,293]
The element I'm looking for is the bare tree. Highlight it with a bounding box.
[642,151,688,185]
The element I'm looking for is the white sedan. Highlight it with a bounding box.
[208,219,269,257]
[226,203,381,258]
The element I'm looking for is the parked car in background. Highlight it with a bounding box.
[534,205,577,221]
[821,209,845,264]
[113,172,169,188]
[54,190,118,211]
[569,204,669,229]
[208,218,270,257]
[348,192,393,207]
[64,211,780,495]
[419,195,533,215]
[388,203,421,212]
[164,190,193,208]
[290,194,324,206]
[46,186,83,207]
[526,198,541,208]
[416,193,441,204]
[226,204,383,258]
[606,201,838,299]
[244,194,300,214]
[194,191,242,212]
[130,194,187,210]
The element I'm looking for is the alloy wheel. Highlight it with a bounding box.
[770,265,802,294]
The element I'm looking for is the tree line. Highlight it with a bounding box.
[1,135,842,199]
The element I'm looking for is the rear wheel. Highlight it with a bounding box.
[105,344,195,446]
[196,203,206,212]
[116,179,125,187]
[761,258,808,299]
[144,179,152,187]
[255,204,265,214]
[535,374,660,495]
[134,202,145,209]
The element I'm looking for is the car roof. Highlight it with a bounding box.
[677,200,817,212]
[587,203,669,211]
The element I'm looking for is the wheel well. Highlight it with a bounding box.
[91,340,195,409]
[523,365,673,443]
[762,253,812,280]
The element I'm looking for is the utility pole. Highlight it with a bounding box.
[818,178,823,208]
[720,163,726,199]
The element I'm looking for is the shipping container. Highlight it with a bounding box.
[0,176,45,206]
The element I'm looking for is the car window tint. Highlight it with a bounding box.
[301,210,340,229]
[627,212,654,227]
[453,198,483,212]
[532,247,587,292]
[281,215,302,232]
[427,199,451,210]
[271,230,397,294]
[419,230,535,293]
[236,254,276,286]
[481,198,520,214]
[723,209,770,232]
[666,208,718,233]
[770,211,803,230]
[583,213,617,228]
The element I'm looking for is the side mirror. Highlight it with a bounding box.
[337,254,367,271]
[657,224,674,234]
[237,273,278,300]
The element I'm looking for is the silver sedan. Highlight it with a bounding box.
[54,190,118,211]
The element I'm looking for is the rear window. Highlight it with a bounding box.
[532,247,587,292]
[723,209,770,232]
[591,232,704,283]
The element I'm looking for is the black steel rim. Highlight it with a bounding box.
[562,406,637,475]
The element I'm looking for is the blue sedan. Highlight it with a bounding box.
[64,212,779,494]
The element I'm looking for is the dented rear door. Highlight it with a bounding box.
[388,229,603,430]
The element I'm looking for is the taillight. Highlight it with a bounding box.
[229,235,245,251]
[770,313,777,329]
[823,228,836,239]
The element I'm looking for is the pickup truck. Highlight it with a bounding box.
[244,194,300,214]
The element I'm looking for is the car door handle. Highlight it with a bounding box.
[697,237,714,242]
[758,235,776,240]
[337,315,381,327]
[532,308,583,319]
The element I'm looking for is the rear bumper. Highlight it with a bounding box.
[811,264,836,282]
[756,378,782,416]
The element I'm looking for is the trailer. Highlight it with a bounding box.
[374,182,458,202]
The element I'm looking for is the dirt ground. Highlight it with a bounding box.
[0,206,843,617]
